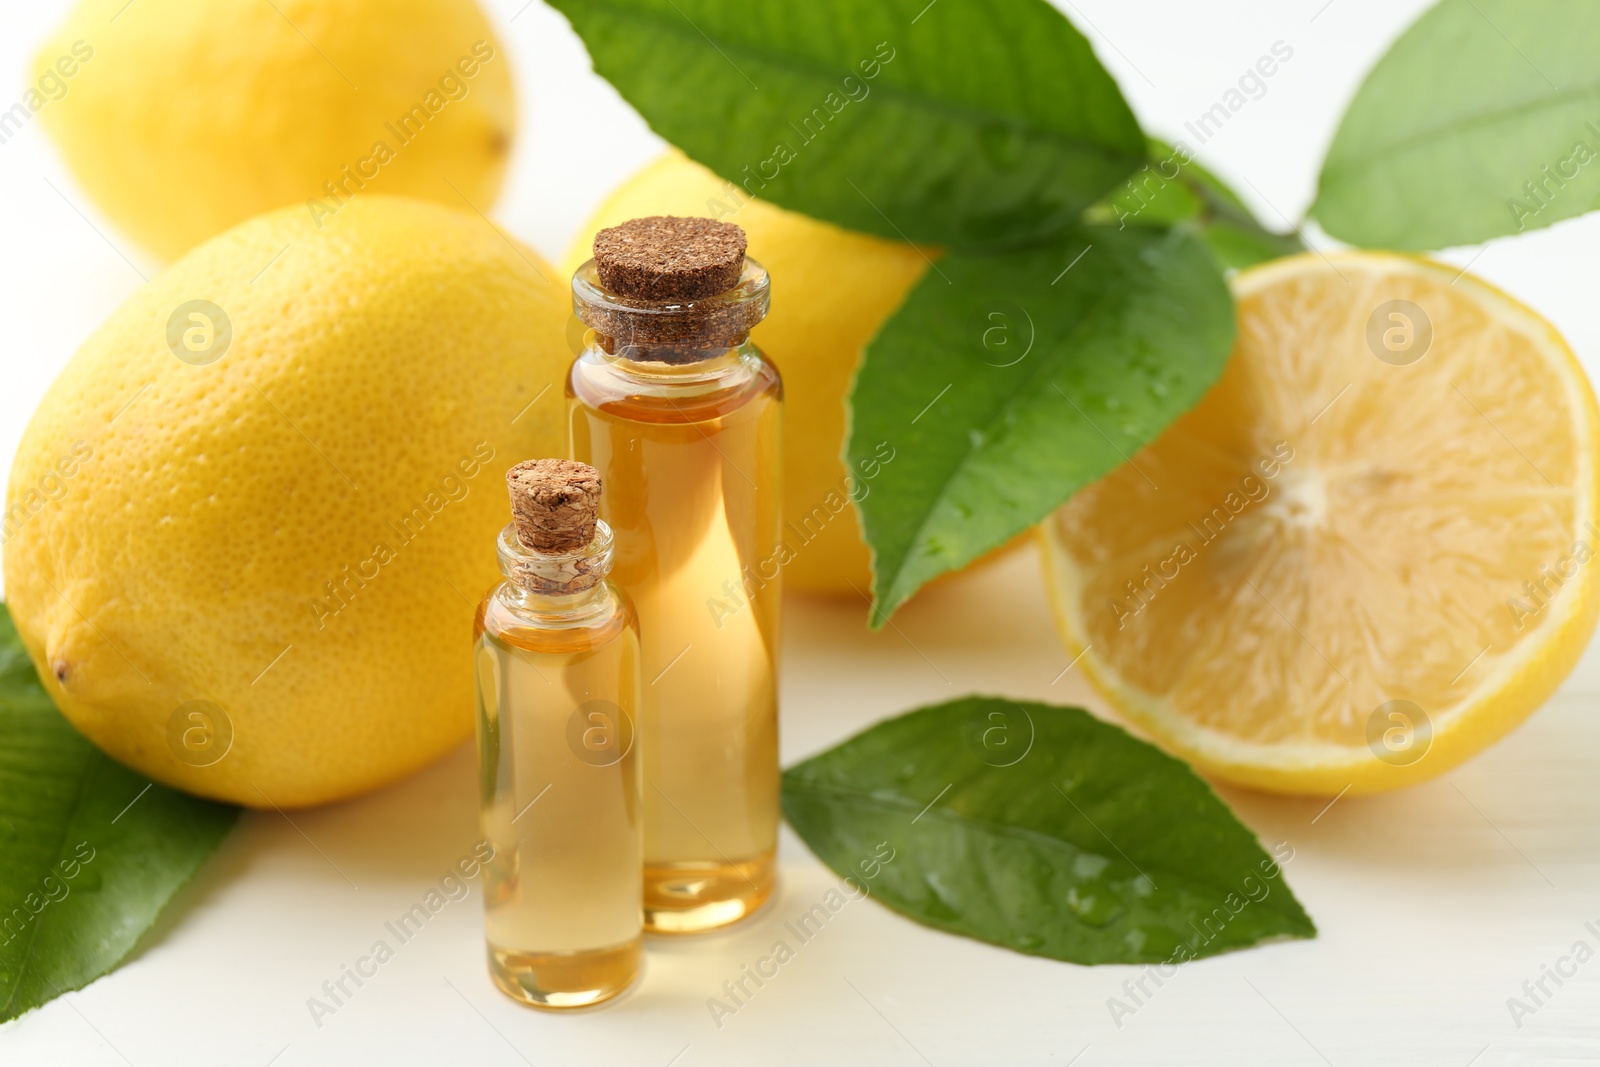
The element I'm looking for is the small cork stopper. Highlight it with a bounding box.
[594,216,747,301]
[506,459,601,554]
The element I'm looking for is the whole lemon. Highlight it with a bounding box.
[564,152,930,595]
[36,0,515,261]
[2,196,568,808]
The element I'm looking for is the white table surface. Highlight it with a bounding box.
[3,1,1598,1063]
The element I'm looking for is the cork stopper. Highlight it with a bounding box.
[506,459,601,554]
[593,216,747,301]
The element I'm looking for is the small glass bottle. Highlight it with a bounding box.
[474,459,642,1009]
[569,217,782,933]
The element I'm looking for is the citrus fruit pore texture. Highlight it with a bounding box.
[3,196,569,807]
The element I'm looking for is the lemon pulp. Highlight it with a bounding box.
[1043,252,1600,794]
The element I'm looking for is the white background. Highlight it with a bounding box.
[3,0,1600,1064]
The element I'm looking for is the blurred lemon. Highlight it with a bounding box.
[3,196,568,807]
[36,0,514,260]
[564,151,930,595]
[1042,252,1600,794]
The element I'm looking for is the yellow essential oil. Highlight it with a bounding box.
[474,459,643,1007]
[569,217,782,933]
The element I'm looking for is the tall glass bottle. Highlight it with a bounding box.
[568,217,781,933]
[474,459,642,1008]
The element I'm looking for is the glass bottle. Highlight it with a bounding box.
[474,459,642,1008]
[568,219,782,933]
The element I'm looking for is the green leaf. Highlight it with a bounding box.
[783,696,1315,964]
[549,0,1145,248]
[1312,0,1600,249]
[0,604,237,1022]
[1081,137,1305,268]
[1088,138,1305,270]
[1194,215,1307,273]
[848,224,1234,623]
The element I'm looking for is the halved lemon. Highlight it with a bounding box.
[1041,252,1600,794]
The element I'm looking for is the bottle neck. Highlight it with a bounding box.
[497,578,613,626]
[581,338,755,389]
[570,256,770,366]
[495,521,615,625]
[591,334,748,369]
